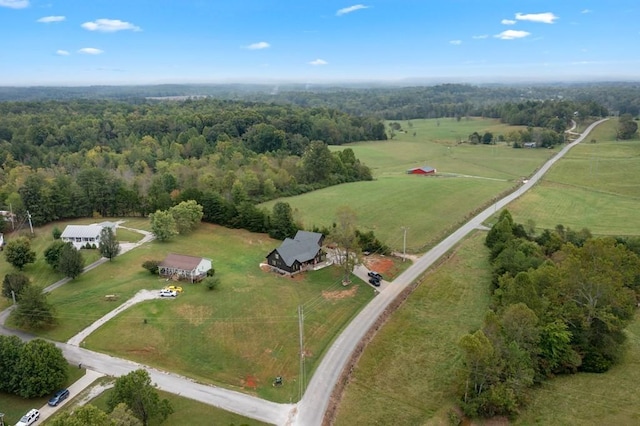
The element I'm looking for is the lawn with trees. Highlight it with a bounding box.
[12,223,374,403]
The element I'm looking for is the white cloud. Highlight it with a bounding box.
[309,59,328,66]
[472,34,489,39]
[449,40,462,45]
[78,47,104,55]
[245,41,270,50]
[0,0,29,9]
[37,15,65,23]
[336,4,368,16]
[495,30,531,40]
[81,19,141,32]
[56,49,70,56]
[515,12,558,24]
[581,9,592,14]
[501,19,516,25]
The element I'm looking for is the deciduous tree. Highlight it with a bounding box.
[4,237,36,270]
[99,226,121,261]
[2,272,30,301]
[169,200,203,234]
[150,209,178,242]
[108,369,173,426]
[331,206,360,284]
[58,243,84,279]
[14,285,56,329]
[13,338,68,398]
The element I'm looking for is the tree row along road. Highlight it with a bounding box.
[0,119,607,426]
[292,118,609,426]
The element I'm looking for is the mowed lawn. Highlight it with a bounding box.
[0,218,107,299]
[508,120,640,235]
[334,232,493,425]
[263,118,554,253]
[37,223,373,403]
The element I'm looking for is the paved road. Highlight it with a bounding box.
[292,118,609,426]
[0,121,608,426]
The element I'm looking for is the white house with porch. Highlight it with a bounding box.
[158,253,213,282]
[60,222,117,249]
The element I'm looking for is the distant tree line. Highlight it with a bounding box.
[457,210,640,418]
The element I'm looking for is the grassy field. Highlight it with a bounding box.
[508,120,640,235]
[21,223,373,403]
[262,118,553,253]
[0,364,85,426]
[334,232,493,425]
[85,386,270,426]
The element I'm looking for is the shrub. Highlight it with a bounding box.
[52,227,62,240]
[142,260,160,275]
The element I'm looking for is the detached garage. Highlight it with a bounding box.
[407,166,436,175]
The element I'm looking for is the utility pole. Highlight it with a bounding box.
[9,203,15,231]
[298,305,305,400]
[401,227,408,262]
[26,210,34,235]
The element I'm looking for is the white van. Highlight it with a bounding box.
[16,409,39,426]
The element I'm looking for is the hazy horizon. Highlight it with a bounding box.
[1,0,639,86]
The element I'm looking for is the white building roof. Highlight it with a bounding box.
[60,224,103,239]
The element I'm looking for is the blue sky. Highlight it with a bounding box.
[1,0,638,85]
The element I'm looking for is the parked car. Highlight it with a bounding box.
[368,271,383,280]
[48,388,70,406]
[16,409,39,426]
[159,289,177,297]
[164,285,183,293]
[368,277,381,287]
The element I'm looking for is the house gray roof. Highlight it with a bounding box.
[60,224,103,239]
[273,231,323,267]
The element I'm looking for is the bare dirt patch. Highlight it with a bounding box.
[175,304,213,326]
[322,286,358,300]
[365,255,395,275]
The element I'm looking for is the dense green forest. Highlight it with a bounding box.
[0,99,383,230]
[458,211,640,418]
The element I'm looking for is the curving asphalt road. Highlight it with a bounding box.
[0,120,607,426]
[291,118,609,426]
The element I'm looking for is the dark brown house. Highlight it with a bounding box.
[265,231,325,275]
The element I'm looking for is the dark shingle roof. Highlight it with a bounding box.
[273,231,323,267]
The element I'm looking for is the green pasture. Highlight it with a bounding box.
[509,120,640,234]
[334,231,493,425]
[264,175,514,253]
[357,117,551,180]
[30,223,372,403]
[87,387,269,426]
[0,364,85,426]
[262,118,556,253]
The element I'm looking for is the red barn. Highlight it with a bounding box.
[407,166,436,175]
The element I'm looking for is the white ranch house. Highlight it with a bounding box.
[60,222,117,249]
[158,253,213,282]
